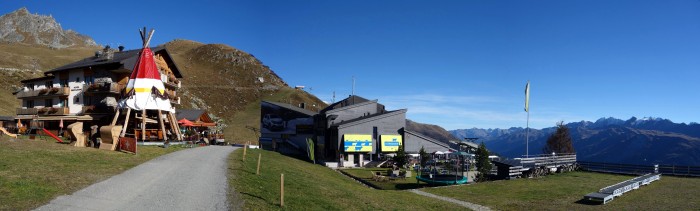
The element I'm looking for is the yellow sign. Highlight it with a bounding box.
[344,134,372,152]
[380,135,402,152]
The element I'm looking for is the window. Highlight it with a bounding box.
[60,79,68,87]
[45,99,52,107]
[45,81,53,88]
[85,75,94,84]
[76,77,80,82]
[27,83,34,90]
[59,98,67,107]
[27,100,34,108]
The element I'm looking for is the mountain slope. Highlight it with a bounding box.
[451,117,700,165]
[162,40,325,143]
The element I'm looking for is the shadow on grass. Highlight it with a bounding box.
[574,198,602,206]
[395,183,424,190]
[240,192,279,207]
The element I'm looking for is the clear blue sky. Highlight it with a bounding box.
[4,1,699,130]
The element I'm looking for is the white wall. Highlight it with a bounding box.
[67,69,84,114]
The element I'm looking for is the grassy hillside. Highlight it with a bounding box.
[228,148,464,210]
[423,171,700,210]
[163,40,326,144]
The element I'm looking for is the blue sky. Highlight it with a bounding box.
[3,1,699,130]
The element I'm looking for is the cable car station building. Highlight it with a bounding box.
[260,95,455,168]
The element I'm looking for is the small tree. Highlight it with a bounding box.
[393,144,408,168]
[543,121,575,155]
[419,146,429,168]
[475,142,492,182]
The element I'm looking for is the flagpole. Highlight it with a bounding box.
[524,80,530,158]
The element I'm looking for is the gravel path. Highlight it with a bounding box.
[408,189,491,211]
[36,146,238,211]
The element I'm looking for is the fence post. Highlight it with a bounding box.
[257,153,262,175]
[280,173,285,207]
[243,142,247,161]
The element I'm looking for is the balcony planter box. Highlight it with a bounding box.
[38,89,48,95]
[49,87,59,93]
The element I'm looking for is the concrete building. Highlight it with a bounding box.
[261,95,457,168]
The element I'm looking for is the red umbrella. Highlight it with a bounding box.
[178,118,194,127]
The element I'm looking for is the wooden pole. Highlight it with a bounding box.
[157,110,167,142]
[166,112,178,141]
[256,153,261,175]
[110,108,121,126]
[120,108,132,137]
[141,109,146,141]
[169,112,182,141]
[280,173,284,207]
[243,143,247,161]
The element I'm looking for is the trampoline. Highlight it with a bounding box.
[416,174,468,185]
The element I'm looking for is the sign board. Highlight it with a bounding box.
[119,137,137,154]
[343,134,372,152]
[380,135,402,152]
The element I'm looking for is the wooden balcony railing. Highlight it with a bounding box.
[16,87,70,99]
[84,83,124,95]
[16,107,70,115]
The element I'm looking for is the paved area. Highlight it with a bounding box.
[408,189,491,211]
[36,146,238,211]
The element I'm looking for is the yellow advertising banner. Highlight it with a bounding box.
[344,134,372,152]
[380,135,402,152]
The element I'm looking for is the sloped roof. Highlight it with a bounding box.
[44,46,183,78]
[262,101,318,117]
[320,95,371,113]
[404,129,453,149]
[176,109,208,122]
[332,109,406,128]
[0,116,15,121]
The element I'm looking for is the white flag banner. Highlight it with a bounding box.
[525,81,530,112]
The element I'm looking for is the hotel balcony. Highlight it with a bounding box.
[17,107,70,116]
[84,83,124,95]
[16,87,70,99]
[163,74,181,89]
[81,105,114,114]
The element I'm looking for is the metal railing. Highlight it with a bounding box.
[578,161,700,177]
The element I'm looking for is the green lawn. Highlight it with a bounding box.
[423,171,700,210]
[340,168,427,190]
[227,149,465,210]
[0,136,184,210]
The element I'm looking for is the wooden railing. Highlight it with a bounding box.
[84,83,124,95]
[16,107,70,115]
[16,87,70,98]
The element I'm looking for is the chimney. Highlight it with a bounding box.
[118,45,125,52]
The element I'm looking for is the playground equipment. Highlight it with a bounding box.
[99,125,122,151]
[67,122,87,147]
[0,127,18,138]
[42,128,63,143]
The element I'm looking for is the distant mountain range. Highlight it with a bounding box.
[451,117,700,166]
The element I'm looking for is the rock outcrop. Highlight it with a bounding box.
[0,7,98,48]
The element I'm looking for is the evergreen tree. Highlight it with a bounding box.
[419,146,429,168]
[543,121,576,154]
[475,142,492,182]
[393,144,408,168]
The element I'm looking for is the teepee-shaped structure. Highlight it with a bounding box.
[101,28,182,152]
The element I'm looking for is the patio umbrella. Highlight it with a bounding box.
[58,119,63,137]
[178,118,194,127]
